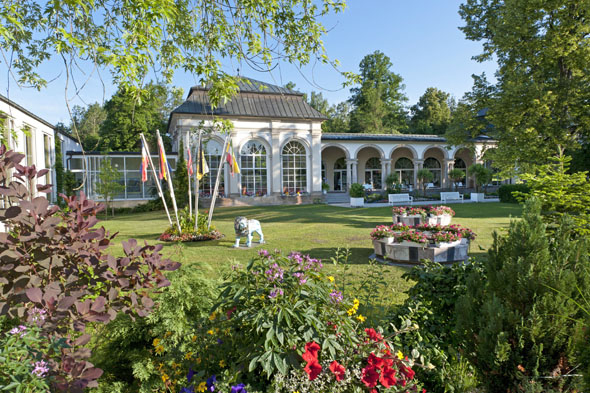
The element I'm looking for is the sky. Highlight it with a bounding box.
[0,1,498,126]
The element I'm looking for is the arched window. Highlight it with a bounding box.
[241,141,268,196]
[424,157,441,187]
[199,139,224,197]
[394,157,414,186]
[364,157,382,189]
[453,158,467,186]
[282,141,307,194]
[333,157,347,191]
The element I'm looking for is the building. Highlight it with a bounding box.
[167,77,497,206]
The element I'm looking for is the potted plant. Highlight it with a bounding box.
[349,183,365,207]
[427,205,455,226]
[321,182,329,194]
[467,164,493,202]
[396,230,428,247]
[448,168,465,191]
[417,168,434,196]
[429,231,461,248]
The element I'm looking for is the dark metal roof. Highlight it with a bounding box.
[321,133,448,143]
[0,93,55,129]
[67,151,178,156]
[172,77,327,120]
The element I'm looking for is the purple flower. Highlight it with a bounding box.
[9,325,27,336]
[180,387,194,393]
[206,375,216,391]
[231,383,247,393]
[187,367,195,383]
[293,272,308,285]
[268,286,284,299]
[258,249,269,257]
[264,263,284,282]
[217,338,223,345]
[31,360,49,377]
[28,308,46,325]
[329,290,343,303]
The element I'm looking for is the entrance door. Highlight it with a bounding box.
[334,170,347,191]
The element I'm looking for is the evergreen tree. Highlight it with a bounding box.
[173,140,188,208]
[410,87,452,135]
[456,198,590,393]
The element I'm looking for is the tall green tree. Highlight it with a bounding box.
[71,103,106,151]
[459,1,590,174]
[349,51,408,133]
[409,87,452,135]
[95,159,124,219]
[322,101,351,133]
[99,82,183,151]
[0,0,350,107]
[173,140,189,208]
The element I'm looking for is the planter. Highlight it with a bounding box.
[392,214,424,226]
[350,197,364,207]
[426,213,452,226]
[372,239,387,257]
[428,239,462,248]
[382,238,470,264]
[400,240,427,248]
[471,192,485,202]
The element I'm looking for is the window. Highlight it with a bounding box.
[364,157,382,189]
[43,134,52,187]
[424,157,441,186]
[453,158,467,185]
[0,116,8,148]
[199,139,224,197]
[333,157,347,191]
[24,126,34,166]
[240,141,267,196]
[394,157,414,186]
[282,141,307,194]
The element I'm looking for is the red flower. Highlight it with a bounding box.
[302,341,321,363]
[364,328,384,342]
[367,352,393,370]
[380,366,397,388]
[304,360,322,381]
[400,365,415,380]
[329,361,346,381]
[361,365,379,388]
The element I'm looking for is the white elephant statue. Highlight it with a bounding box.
[233,216,265,248]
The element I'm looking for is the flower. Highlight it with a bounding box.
[155,345,165,355]
[397,350,404,360]
[9,325,27,336]
[197,382,207,392]
[329,290,343,303]
[302,341,320,363]
[304,360,322,381]
[152,338,161,347]
[161,373,170,383]
[206,375,216,391]
[268,286,284,299]
[207,329,214,335]
[357,314,366,322]
[329,361,346,381]
[230,383,247,393]
[219,359,225,368]
[31,360,49,377]
[380,366,397,388]
[209,311,217,321]
[365,328,384,342]
[361,365,379,388]
[187,368,195,383]
[327,276,335,283]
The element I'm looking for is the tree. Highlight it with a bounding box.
[349,51,408,133]
[70,103,107,150]
[173,139,189,208]
[417,168,434,195]
[459,1,590,173]
[448,168,465,191]
[0,0,349,107]
[467,163,492,194]
[95,159,124,218]
[99,81,182,151]
[322,101,352,133]
[410,87,452,135]
[456,199,589,393]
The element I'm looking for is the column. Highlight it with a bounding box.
[413,159,423,189]
[346,160,352,190]
[381,159,391,190]
[271,122,282,195]
[351,159,358,184]
[310,126,322,193]
[443,159,454,189]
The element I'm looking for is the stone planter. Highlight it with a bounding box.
[383,238,470,264]
[471,193,485,202]
[427,239,462,248]
[400,240,427,248]
[350,197,364,207]
[426,213,452,226]
[392,214,424,226]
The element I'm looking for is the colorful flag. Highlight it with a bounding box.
[187,144,194,176]
[225,140,240,176]
[158,136,168,180]
[196,142,209,180]
[140,140,148,182]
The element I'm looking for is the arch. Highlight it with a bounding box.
[390,145,418,160]
[394,157,413,169]
[422,145,449,160]
[334,157,347,169]
[353,144,385,160]
[237,137,271,158]
[424,157,442,187]
[281,136,311,156]
[321,142,350,160]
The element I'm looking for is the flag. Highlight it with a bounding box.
[225,140,240,176]
[158,136,168,180]
[140,140,148,182]
[197,141,209,180]
[187,144,194,176]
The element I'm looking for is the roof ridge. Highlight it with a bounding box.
[189,76,303,96]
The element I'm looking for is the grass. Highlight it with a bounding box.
[101,202,522,307]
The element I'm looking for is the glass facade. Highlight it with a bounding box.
[240,141,267,196]
[281,141,307,193]
[394,157,414,186]
[199,139,224,197]
[364,157,382,189]
[424,157,441,186]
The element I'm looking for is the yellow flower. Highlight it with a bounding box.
[215,327,220,333]
[356,314,366,322]
[209,311,217,321]
[347,307,357,316]
[165,331,172,337]
[185,352,193,360]
[207,329,214,335]
[219,359,226,368]
[171,361,179,369]
[161,373,169,383]
[196,357,202,364]
[152,338,160,347]
[155,345,165,355]
[397,350,404,360]
[192,335,197,342]
[197,382,207,392]
[327,276,335,283]
[353,298,360,306]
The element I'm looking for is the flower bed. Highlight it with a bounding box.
[392,205,455,226]
[159,208,224,242]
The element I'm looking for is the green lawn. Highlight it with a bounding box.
[101,202,522,307]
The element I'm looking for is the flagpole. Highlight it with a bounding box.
[194,129,202,232]
[186,131,192,218]
[140,133,173,226]
[207,133,230,229]
[156,130,182,233]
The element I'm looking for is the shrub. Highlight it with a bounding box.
[365,192,384,203]
[498,183,530,203]
[0,146,180,390]
[467,163,492,193]
[349,183,364,198]
[416,168,434,193]
[456,198,589,392]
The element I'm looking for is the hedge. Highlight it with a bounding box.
[498,183,530,203]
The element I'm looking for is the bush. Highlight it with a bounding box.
[467,163,493,193]
[349,183,364,198]
[456,198,589,392]
[498,183,530,203]
[0,146,180,390]
[365,192,384,203]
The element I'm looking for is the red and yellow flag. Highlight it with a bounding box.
[225,140,240,176]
